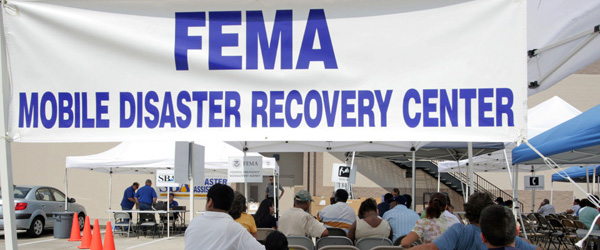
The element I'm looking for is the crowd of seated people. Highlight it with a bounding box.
[185,185,544,250]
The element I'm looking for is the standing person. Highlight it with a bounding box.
[317,189,357,233]
[185,183,264,250]
[383,195,420,243]
[279,190,328,238]
[401,193,456,247]
[266,176,284,218]
[537,198,555,216]
[347,198,391,242]
[254,199,277,229]
[229,191,258,238]
[377,193,394,217]
[120,182,139,210]
[135,179,157,211]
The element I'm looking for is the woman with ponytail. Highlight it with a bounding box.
[400,193,455,247]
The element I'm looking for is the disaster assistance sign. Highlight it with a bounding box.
[3,0,527,143]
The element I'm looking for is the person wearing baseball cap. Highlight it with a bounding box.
[279,190,329,238]
[382,195,419,243]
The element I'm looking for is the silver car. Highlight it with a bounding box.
[0,185,86,237]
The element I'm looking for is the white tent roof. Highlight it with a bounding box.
[66,141,279,174]
[438,96,581,172]
[527,0,600,95]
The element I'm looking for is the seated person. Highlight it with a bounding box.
[409,192,540,250]
[265,231,288,250]
[480,205,519,250]
[578,198,600,230]
[279,190,328,238]
[229,191,258,238]
[402,193,456,247]
[253,199,277,229]
[565,199,581,215]
[168,193,179,219]
[348,198,391,242]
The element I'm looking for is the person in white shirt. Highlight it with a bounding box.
[565,199,581,215]
[185,183,264,250]
[317,189,357,233]
[537,198,556,216]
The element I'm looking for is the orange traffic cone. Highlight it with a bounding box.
[90,219,103,250]
[78,216,92,249]
[103,221,115,250]
[68,212,81,241]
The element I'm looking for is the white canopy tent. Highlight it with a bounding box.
[527,0,600,95]
[65,141,280,228]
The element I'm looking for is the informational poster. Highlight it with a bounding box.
[228,156,263,183]
[157,172,228,199]
[524,175,545,190]
[156,169,179,187]
[331,163,357,184]
[3,0,527,143]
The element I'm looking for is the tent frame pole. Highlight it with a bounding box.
[411,148,416,211]
[188,142,194,222]
[468,142,474,198]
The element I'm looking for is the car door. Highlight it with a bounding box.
[34,188,57,228]
[49,188,67,212]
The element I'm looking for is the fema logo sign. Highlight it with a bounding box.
[232,159,241,168]
[338,166,351,178]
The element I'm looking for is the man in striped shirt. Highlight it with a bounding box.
[317,189,357,233]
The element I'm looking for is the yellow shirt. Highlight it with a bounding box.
[235,212,257,234]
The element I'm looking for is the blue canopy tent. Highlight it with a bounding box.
[552,166,600,183]
[513,104,600,165]
[513,104,600,206]
[551,165,600,205]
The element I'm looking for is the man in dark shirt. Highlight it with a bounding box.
[377,193,393,217]
[120,182,139,210]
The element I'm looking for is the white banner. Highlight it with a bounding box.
[158,172,228,199]
[331,163,357,184]
[228,156,263,183]
[3,0,527,143]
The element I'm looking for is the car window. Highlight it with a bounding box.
[51,188,65,202]
[0,187,31,199]
[35,188,54,201]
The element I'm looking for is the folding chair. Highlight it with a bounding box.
[548,218,569,250]
[289,246,310,250]
[318,246,359,250]
[355,237,393,250]
[561,219,580,249]
[113,212,132,237]
[370,247,405,250]
[287,236,315,250]
[316,236,353,249]
[138,213,161,239]
[256,228,276,244]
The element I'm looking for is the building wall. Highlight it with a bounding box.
[313,152,465,212]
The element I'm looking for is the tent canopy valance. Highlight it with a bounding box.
[66,141,279,175]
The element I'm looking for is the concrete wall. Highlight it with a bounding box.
[314,152,465,212]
